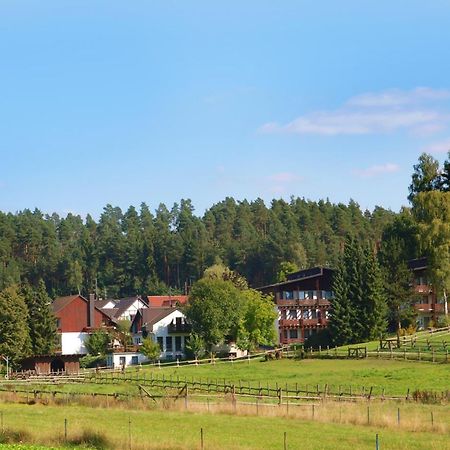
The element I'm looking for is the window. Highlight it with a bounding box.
[176,317,182,326]
[157,337,163,351]
[175,336,182,351]
[119,356,126,367]
[131,356,138,365]
[289,309,297,319]
[289,329,298,339]
[56,318,61,329]
[166,336,173,352]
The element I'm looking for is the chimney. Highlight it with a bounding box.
[88,293,96,328]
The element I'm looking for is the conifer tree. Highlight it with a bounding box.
[329,262,353,345]
[342,236,364,342]
[0,285,31,366]
[361,247,387,340]
[23,280,58,355]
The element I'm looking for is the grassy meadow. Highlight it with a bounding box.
[0,401,449,450]
[131,358,450,396]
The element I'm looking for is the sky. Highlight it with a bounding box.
[1,1,450,219]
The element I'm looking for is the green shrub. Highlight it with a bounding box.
[79,355,106,369]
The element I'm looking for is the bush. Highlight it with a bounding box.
[0,428,31,444]
[79,355,106,369]
[66,429,111,449]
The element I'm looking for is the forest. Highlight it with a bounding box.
[0,152,448,303]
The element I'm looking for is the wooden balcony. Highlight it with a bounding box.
[414,284,432,294]
[278,299,331,307]
[167,323,192,334]
[414,303,446,313]
[279,318,329,328]
[279,319,300,328]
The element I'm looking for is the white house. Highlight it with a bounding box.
[97,296,148,322]
[131,307,191,360]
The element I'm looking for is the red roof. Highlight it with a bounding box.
[147,295,189,307]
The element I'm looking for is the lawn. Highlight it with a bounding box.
[0,402,448,449]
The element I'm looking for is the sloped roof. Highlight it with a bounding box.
[95,299,117,309]
[147,295,189,307]
[101,308,120,319]
[141,307,182,329]
[52,295,84,314]
[52,294,117,323]
[115,297,146,317]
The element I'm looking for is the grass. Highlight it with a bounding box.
[0,401,448,449]
[338,328,450,353]
[131,358,449,396]
[3,358,449,399]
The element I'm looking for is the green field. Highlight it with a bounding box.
[3,358,449,398]
[131,358,449,396]
[0,402,448,450]
[338,328,450,353]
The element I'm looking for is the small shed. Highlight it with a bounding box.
[20,355,81,374]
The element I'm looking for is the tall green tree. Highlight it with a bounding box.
[23,280,58,355]
[329,262,353,345]
[361,247,387,340]
[185,278,242,349]
[0,285,31,366]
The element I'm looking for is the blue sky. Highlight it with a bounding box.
[1,1,450,218]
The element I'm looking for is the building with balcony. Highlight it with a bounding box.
[409,257,448,329]
[259,267,334,345]
[131,307,191,360]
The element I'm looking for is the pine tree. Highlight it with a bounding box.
[342,236,364,342]
[329,262,353,345]
[361,247,387,340]
[23,280,58,355]
[0,285,31,366]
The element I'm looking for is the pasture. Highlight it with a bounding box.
[0,402,449,449]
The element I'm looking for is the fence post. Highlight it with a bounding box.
[397,407,400,426]
[312,404,315,419]
[375,433,379,450]
[200,428,204,450]
[367,406,370,425]
[284,431,287,450]
[431,411,434,427]
[64,418,67,441]
[128,416,131,450]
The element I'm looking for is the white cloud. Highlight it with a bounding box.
[259,87,450,136]
[422,138,450,154]
[353,163,400,178]
[347,87,450,108]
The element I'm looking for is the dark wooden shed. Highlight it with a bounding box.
[20,355,81,375]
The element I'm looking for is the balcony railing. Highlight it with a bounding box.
[279,319,300,327]
[279,318,329,328]
[278,299,331,307]
[414,284,432,294]
[414,303,446,313]
[167,323,192,334]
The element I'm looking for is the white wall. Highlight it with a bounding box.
[117,298,148,322]
[61,332,89,355]
[152,309,188,360]
[106,352,148,368]
[132,309,188,360]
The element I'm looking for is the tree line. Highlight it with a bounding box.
[0,197,396,298]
